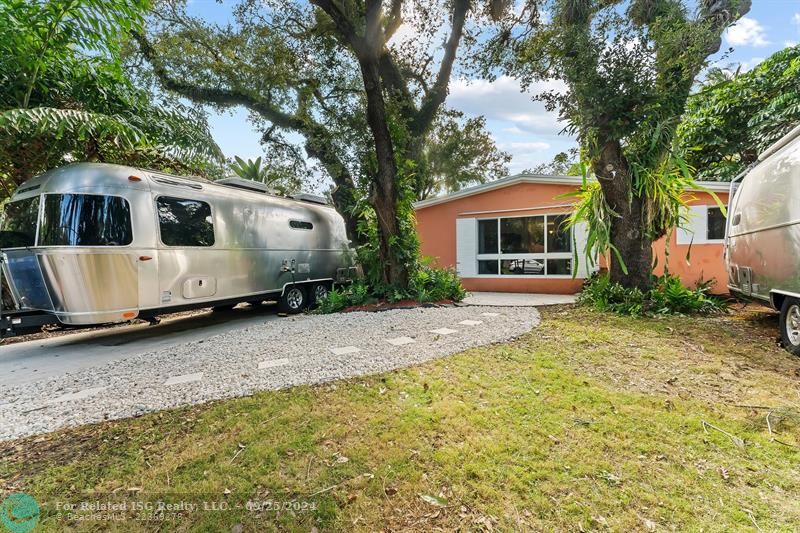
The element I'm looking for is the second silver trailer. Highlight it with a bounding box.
[726,124,800,353]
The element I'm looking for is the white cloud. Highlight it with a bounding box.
[446,75,575,174]
[448,76,567,135]
[786,40,798,48]
[725,17,769,47]
[794,13,800,26]
[500,141,551,152]
[739,57,765,72]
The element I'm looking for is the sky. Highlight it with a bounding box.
[188,0,800,179]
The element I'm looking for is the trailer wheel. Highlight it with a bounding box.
[280,285,308,314]
[779,297,800,356]
[311,282,331,306]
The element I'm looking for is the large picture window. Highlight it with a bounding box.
[157,197,215,247]
[476,213,573,277]
[501,216,544,253]
[478,219,498,254]
[39,194,132,246]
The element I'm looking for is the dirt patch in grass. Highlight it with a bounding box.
[2,305,799,531]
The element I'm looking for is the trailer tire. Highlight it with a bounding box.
[311,282,332,307]
[779,297,800,356]
[280,285,308,314]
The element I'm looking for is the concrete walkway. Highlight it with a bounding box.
[463,292,576,307]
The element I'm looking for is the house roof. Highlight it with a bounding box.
[412,173,732,209]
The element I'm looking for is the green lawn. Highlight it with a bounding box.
[2,306,800,531]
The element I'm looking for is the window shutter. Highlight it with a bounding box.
[455,218,477,277]
[676,206,707,245]
[573,221,597,278]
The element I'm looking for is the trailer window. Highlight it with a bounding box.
[157,197,214,247]
[0,196,40,248]
[39,194,132,246]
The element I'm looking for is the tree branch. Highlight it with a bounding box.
[410,0,470,135]
[310,0,368,55]
[133,30,303,131]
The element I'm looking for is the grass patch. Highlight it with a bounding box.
[2,306,800,531]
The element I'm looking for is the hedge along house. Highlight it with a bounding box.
[414,174,731,295]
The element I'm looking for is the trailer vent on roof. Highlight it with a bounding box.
[289,192,328,205]
[217,177,275,194]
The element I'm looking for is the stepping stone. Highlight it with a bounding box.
[330,346,361,355]
[51,386,108,403]
[164,372,203,386]
[481,312,500,317]
[386,336,415,346]
[430,328,457,335]
[258,358,291,370]
[459,320,483,326]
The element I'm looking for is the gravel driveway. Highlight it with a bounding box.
[0,305,539,441]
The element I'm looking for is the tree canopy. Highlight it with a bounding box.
[680,45,800,182]
[0,0,223,199]
[418,110,511,199]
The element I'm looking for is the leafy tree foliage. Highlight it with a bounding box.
[680,45,800,181]
[488,0,751,290]
[137,0,498,290]
[0,0,223,199]
[417,110,511,199]
[525,149,580,175]
[229,156,302,195]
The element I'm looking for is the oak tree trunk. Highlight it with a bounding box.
[595,141,653,291]
[358,55,408,287]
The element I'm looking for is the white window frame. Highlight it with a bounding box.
[676,205,725,245]
[475,213,574,278]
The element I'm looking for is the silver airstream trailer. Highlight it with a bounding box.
[725,124,800,354]
[0,163,358,337]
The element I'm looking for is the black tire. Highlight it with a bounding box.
[310,282,332,308]
[779,297,800,356]
[279,285,308,314]
[211,304,236,312]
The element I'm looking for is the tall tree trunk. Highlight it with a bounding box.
[303,134,360,243]
[595,141,653,290]
[358,55,408,287]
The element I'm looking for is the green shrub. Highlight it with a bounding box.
[408,264,466,303]
[317,264,466,314]
[317,281,374,314]
[317,287,350,314]
[578,273,727,316]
